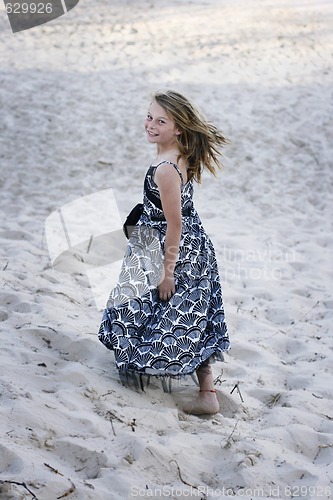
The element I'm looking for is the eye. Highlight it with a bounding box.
[146,114,152,120]
[158,120,165,124]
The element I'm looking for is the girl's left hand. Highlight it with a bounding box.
[158,276,176,301]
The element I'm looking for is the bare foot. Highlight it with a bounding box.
[183,390,220,416]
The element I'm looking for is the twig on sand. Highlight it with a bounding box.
[230,382,244,402]
[15,322,32,329]
[314,443,333,462]
[107,410,125,424]
[56,480,76,499]
[107,412,117,436]
[213,369,225,386]
[223,419,240,449]
[97,160,113,166]
[87,235,93,253]
[110,419,116,436]
[107,410,136,435]
[0,480,38,499]
[44,463,64,476]
[107,410,123,436]
[37,325,58,333]
[267,392,283,408]
[169,459,199,491]
[129,418,137,432]
[100,390,114,397]
[55,292,79,304]
[275,300,320,336]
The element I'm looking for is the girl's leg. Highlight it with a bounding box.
[183,361,220,415]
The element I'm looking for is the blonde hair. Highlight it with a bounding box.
[152,90,229,184]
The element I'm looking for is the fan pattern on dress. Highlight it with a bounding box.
[98,162,230,377]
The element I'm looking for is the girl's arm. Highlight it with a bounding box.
[154,165,182,300]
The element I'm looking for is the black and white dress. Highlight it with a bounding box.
[98,161,230,381]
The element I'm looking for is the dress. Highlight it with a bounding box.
[98,161,230,382]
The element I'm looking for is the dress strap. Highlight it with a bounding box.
[153,160,184,189]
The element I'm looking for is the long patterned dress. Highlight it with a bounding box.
[98,161,230,383]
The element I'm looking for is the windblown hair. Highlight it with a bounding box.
[153,90,229,184]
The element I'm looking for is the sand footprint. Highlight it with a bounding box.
[0,292,31,314]
[0,309,8,322]
[58,338,101,363]
[52,440,108,480]
[0,444,23,474]
[0,293,20,309]
[229,343,266,363]
[247,387,287,407]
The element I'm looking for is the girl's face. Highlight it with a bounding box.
[144,100,180,148]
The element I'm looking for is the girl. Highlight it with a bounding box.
[98,90,230,415]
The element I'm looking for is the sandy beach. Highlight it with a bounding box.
[0,0,332,498]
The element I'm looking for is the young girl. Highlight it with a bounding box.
[98,90,230,415]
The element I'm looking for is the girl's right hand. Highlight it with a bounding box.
[158,276,175,301]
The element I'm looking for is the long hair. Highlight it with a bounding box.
[153,90,229,184]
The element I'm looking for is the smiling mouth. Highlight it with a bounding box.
[147,130,158,137]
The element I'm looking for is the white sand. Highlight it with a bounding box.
[0,0,332,498]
